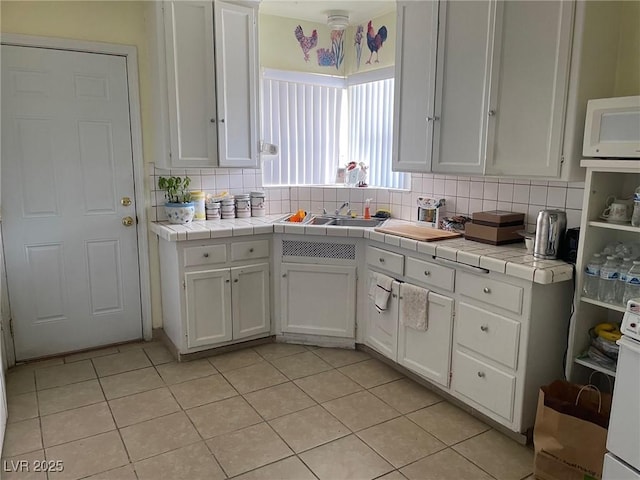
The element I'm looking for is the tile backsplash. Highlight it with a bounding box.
[150,165,584,230]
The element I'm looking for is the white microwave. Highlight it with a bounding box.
[583,95,640,158]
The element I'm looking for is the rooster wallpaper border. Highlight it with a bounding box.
[293,24,346,70]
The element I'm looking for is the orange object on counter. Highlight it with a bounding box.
[289,209,306,222]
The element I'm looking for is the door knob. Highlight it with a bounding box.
[122,216,134,227]
[121,197,132,207]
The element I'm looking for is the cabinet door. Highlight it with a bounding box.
[185,269,232,348]
[484,1,574,177]
[432,0,495,175]
[164,1,218,167]
[214,1,260,168]
[365,276,400,361]
[281,263,356,338]
[397,291,454,387]
[392,1,440,173]
[231,263,270,340]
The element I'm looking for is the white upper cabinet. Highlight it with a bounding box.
[484,1,574,178]
[214,1,260,168]
[164,2,218,168]
[431,0,495,175]
[160,1,260,168]
[395,0,620,180]
[392,1,440,173]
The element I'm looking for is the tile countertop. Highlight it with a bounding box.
[150,217,574,285]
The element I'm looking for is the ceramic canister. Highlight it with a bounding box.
[221,197,235,219]
[205,201,220,220]
[190,191,206,220]
[250,191,266,217]
[235,193,251,218]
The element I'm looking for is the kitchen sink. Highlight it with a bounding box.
[332,218,385,227]
[279,214,385,228]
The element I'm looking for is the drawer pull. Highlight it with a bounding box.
[480,325,489,332]
[379,257,385,263]
[483,287,491,294]
[392,293,397,298]
[203,253,209,258]
[477,371,486,378]
[249,248,254,253]
[424,270,431,276]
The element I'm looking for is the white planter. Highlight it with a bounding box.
[165,202,195,224]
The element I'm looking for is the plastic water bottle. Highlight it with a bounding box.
[632,194,640,228]
[598,255,619,303]
[623,260,640,305]
[583,253,603,298]
[616,257,633,304]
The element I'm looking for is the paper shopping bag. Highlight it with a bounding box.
[533,380,611,480]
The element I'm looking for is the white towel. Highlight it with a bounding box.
[374,273,394,312]
[368,272,378,299]
[400,283,429,331]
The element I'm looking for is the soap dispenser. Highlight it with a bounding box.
[364,198,372,219]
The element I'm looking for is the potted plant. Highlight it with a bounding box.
[158,176,195,224]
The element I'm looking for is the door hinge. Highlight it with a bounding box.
[9,318,14,337]
[560,155,565,165]
[169,152,172,160]
[182,280,186,289]
[449,371,453,382]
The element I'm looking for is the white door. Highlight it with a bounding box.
[365,274,399,361]
[231,263,270,339]
[281,263,356,338]
[1,45,142,360]
[397,291,454,387]
[185,269,232,348]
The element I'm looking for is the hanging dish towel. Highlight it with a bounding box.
[374,273,394,312]
[400,283,429,331]
[368,272,378,299]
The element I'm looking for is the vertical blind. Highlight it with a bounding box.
[262,72,343,185]
[348,78,408,189]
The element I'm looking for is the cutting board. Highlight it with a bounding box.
[374,224,462,242]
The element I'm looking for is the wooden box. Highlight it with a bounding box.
[464,222,524,245]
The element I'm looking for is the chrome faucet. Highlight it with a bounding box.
[335,202,350,216]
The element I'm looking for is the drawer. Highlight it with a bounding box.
[405,257,455,292]
[366,246,404,276]
[184,244,227,267]
[457,271,523,314]
[454,350,516,421]
[456,302,520,369]
[231,240,269,261]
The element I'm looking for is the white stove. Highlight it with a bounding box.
[603,299,640,480]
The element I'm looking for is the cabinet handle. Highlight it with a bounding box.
[220,118,225,123]
[424,270,431,276]
[477,371,486,378]
[210,118,216,123]
[483,287,491,294]
[392,293,397,298]
[488,110,496,116]
[225,279,230,283]
[480,325,489,332]
[282,273,287,278]
[234,279,238,283]
[203,253,209,258]
[249,248,254,253]
[426,116,440,122]
[379,257,385,263]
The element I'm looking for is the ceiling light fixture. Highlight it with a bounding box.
[327,12,349,31]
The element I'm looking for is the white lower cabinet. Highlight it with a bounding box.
[158,237,271,355]
[281,263,356,338]
[185,269,232,348]
[365,277,400,361]
[397,291,453,387]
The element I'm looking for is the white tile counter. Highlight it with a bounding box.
[150,217,574,285]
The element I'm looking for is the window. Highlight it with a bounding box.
[261,68,408,189]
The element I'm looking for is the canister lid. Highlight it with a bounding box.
[190,191,205,198]
[250,191,265,197]
[235,193,250,199]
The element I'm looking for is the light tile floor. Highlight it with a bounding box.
[3,342,536,480]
